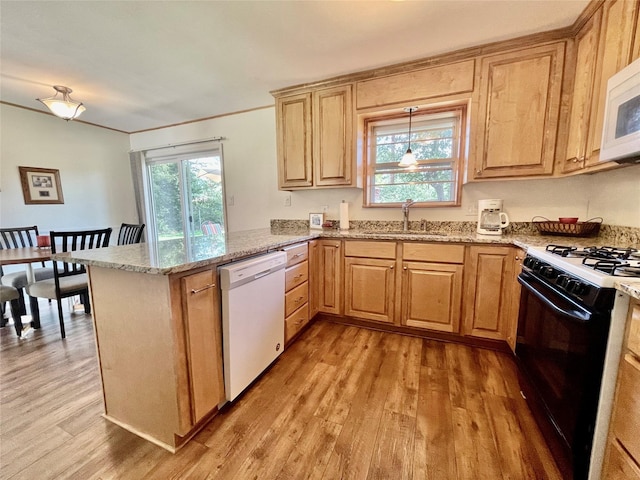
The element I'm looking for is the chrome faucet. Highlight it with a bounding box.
[401,199,416,231]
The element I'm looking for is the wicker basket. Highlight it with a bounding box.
[532,216,603,237]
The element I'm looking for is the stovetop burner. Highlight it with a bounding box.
[546,244,638,261]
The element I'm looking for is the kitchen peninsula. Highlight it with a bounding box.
[57,225,640,453]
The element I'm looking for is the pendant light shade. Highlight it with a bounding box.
[398,106,419,167]
[37,85,86,120]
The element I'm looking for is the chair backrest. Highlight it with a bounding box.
[0,226,38,249]
[117,223,145,245]
[50,228,112,278]
[201,221,223,235]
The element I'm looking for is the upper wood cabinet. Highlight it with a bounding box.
[564,0,639,173]
[275,85,355,190]
[470,42,565,179]
[463,246,516,340]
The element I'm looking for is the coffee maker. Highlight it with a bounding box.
[477,199,510,235]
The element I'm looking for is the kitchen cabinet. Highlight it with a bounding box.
[400,243,465,333]
[470,42,564,179]
[463,246,516,341]
[603,298,640,479]
[282,243,310,344]
[563,0,638,173]
[343,241,396,323]
[308,239,320,319]
[275,85,355,190]
[317,239,343,315]
[506,247,526,352]
[355,59,475,110]
[88,265,225,451]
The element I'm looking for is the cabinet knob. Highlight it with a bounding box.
[334,244,339,248]
[515,256,520,260]
[389,265,394,269]
[403,266,408,270]
[476,170,482,175]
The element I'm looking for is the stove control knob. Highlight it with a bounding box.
[556,274,569,287]
[523,257,535,268]
[541,266,557,279]
[574,283,590,295]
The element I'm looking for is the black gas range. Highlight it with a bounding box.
[516,244,639,480]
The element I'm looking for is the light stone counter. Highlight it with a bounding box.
[614,279,640,300]
[54,225,639,278]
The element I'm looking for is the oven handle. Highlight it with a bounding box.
[518,272,592,322]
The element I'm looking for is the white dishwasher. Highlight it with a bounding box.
[218,251,287,402]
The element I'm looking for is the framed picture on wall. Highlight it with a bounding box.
[19,166,64,204]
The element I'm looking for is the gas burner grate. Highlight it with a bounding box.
[545,244,578,257]
[546,245,638,261]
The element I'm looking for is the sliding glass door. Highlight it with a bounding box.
[145,146,226,246]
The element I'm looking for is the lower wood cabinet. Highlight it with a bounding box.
[308,240,320,318]
[317,239,343,315]
[603,298,640,479]
[344,256,396,323]
[463,246,516,340]
[88,265,225,452]
[282,243,310,344]
[401,261,463,333]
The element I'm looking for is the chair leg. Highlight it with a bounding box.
[9,298,23,337]
[56,298,66,339]
[29,296,41,329]
[17,289,27,316]
[82,291,91,314]
[1,300,6,323]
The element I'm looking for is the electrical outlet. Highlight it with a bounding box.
[322,205,329,213]
[466,203,478,216]
[284,194,291,207]
[227,195,234,206]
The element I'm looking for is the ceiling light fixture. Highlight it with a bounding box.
[37,85,86,121]
[399,106,419,168]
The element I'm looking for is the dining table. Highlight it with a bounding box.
[0,246,54,331]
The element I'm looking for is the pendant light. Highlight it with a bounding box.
[37,85,86,121]
[399,106,419,167]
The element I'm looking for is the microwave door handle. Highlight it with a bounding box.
[518,274,592,322]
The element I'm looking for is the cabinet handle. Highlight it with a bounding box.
[515,256,520,260]
[293,253,304,258]
[294,274,303,279]
[295,296,304,303]
[333,244,339,248]
[476,170,482,175]
[389,265,394,269]
[403,266,408,270]
[191,283,216,295]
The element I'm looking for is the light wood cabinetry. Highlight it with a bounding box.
[282,243,310,344]
[400,243,465,333]
[564,0,638,173]
[317,239,343,315]
[344,241,396,323]
[308,240,320,318]
[355,59,475,109]
[470,42,564,179]
[603,298,640,479]
[275,85,355,190]
[506,248,526,352]
[463,246,516,340]
[88,265,225,451]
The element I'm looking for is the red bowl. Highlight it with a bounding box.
[558,217,579,224]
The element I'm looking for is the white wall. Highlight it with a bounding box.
[0,104,136,237]
[130,106,640,230]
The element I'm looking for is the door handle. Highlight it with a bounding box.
[191,283,216,294]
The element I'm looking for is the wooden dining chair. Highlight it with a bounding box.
[0,226,55,314]
[26,228,112,338]
[117,223,145,245]
[0,285,24,336]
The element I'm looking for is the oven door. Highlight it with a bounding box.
[515,271,610,478]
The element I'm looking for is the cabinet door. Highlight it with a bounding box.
[344,257,396,323]
[463,246,515,340]
[317,240,342,315]
[181,269,225,424]
[506,248,526,352]
[564,10,601,172]
[472,43,564,179]
[313,85,353,186]
[276,93,313,189]
[401,261,463,333]
[585,0,638,168]
[308,240,320,318]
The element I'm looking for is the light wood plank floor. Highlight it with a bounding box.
[1,300,562,480]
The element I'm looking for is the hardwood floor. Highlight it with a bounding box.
[0,301,562,480]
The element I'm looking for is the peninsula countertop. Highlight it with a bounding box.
[52,226,639,282]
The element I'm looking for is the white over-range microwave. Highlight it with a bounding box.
[600,56,640,164]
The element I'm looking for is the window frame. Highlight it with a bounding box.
[362,103,467,208]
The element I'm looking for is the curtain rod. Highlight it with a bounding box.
[130,136,225,153]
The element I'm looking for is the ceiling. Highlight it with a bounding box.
[1,0,590,134]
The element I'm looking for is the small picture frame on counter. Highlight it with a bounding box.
[309,213,324,230]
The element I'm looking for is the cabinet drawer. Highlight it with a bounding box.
[285,303,309,343]
[402,243,465,263]
[284,243,308,267]
[285,281,308,317]
[627,301,640,358]
[344,240,396,259]
[285,261,308,292]
[611,354,640,462]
